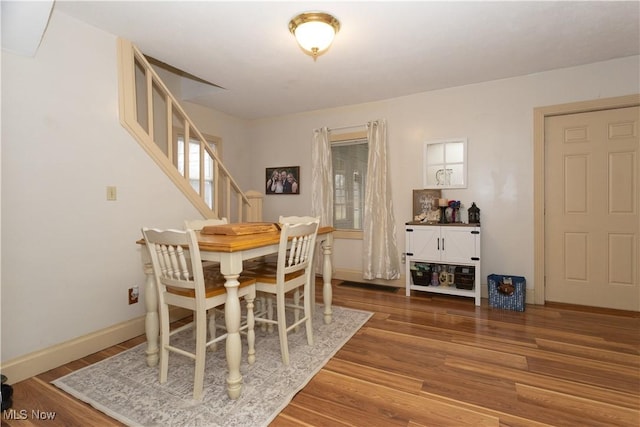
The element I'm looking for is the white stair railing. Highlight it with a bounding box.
[117,38,253,222]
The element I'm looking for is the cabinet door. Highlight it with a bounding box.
[441,227,479,263]
[406,226,441,260]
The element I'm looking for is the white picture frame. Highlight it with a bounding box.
[423,137,468,189]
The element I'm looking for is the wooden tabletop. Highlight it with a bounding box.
[138,226,334,253]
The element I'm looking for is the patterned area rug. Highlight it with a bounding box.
[53,305,371,427]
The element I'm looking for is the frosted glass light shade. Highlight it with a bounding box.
[289,12,340,60]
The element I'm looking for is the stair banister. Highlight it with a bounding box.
[117,38,255,222]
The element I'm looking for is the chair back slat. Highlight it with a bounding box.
[277,216,320,278]
[287,234,311,267]
[159,243,188,281]
[142,228,204,293]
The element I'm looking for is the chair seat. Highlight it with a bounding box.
[243,262,305,284]
[166,273,256,298]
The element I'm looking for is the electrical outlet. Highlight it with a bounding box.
[128,286,139,304]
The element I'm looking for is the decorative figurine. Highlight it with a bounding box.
[468,202,480,224]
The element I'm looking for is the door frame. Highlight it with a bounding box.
[533,94,640,305]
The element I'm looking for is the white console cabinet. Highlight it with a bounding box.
[405,223,481,305]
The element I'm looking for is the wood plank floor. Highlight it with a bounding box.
[2,280,639,426]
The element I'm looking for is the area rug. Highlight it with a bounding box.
[53,305,371,427]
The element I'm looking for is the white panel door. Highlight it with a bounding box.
[545,106,639,310]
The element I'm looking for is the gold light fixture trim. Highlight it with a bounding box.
[289,12,340,61]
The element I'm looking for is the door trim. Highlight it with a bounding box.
[533,94,640,305]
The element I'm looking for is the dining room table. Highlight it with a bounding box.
[137,224,334,399]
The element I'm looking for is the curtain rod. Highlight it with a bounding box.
[327,123,367,132]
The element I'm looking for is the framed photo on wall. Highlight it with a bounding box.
[265,166,300,194]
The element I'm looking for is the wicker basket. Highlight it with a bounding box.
[411,269,431,286]
[455,273,475,290]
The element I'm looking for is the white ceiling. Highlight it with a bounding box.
[53,1,640,120]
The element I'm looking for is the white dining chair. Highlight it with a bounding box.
[246,216,320,365]
[184,218,228,271]
[141,227,256,401]
[184,217,251,345]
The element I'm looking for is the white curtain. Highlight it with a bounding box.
[311,127,333,275]
[311,127,333,226]
[362,119,401,280]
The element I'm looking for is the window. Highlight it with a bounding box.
[423,138,467,189]
[176,133,220,209]
[331,132,368,232]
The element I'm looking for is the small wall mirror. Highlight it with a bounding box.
[423,137,467,189]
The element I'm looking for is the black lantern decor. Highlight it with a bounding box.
[468,202,480,224]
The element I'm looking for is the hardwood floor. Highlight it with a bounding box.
[3,280,639,426]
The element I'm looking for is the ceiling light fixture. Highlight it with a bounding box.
[289,12,340,61]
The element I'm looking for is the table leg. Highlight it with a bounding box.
[322,234,333,324]
[220,253,243,400]
[310,244,318,315]
[142,262,159,367]
[245,292,256,365]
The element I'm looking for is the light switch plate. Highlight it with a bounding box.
[106,186,117,201]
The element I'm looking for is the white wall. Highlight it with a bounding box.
[0,11,213,362]
[247,56,640,285]
[1,8,638,369]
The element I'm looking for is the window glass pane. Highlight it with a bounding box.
[448,164,464,186]
[334,173,346,220]
[177,137,186,176]
[426,165,443,185]
[188,142,200,177]
[445,141,464,163]
[176,135,217,209]
[426,143,444,164]
[203,151,213,180]
[331,140,368,230]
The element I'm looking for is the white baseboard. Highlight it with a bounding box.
[1,307,190,384]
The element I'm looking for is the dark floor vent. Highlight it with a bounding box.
[338,281,398,293]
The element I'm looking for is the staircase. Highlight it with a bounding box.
[116,38,258,222]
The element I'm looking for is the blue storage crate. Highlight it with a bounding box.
[488,274,526,311]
